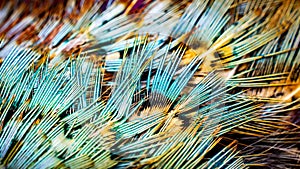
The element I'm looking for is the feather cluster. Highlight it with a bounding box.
[0,0,299,168]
